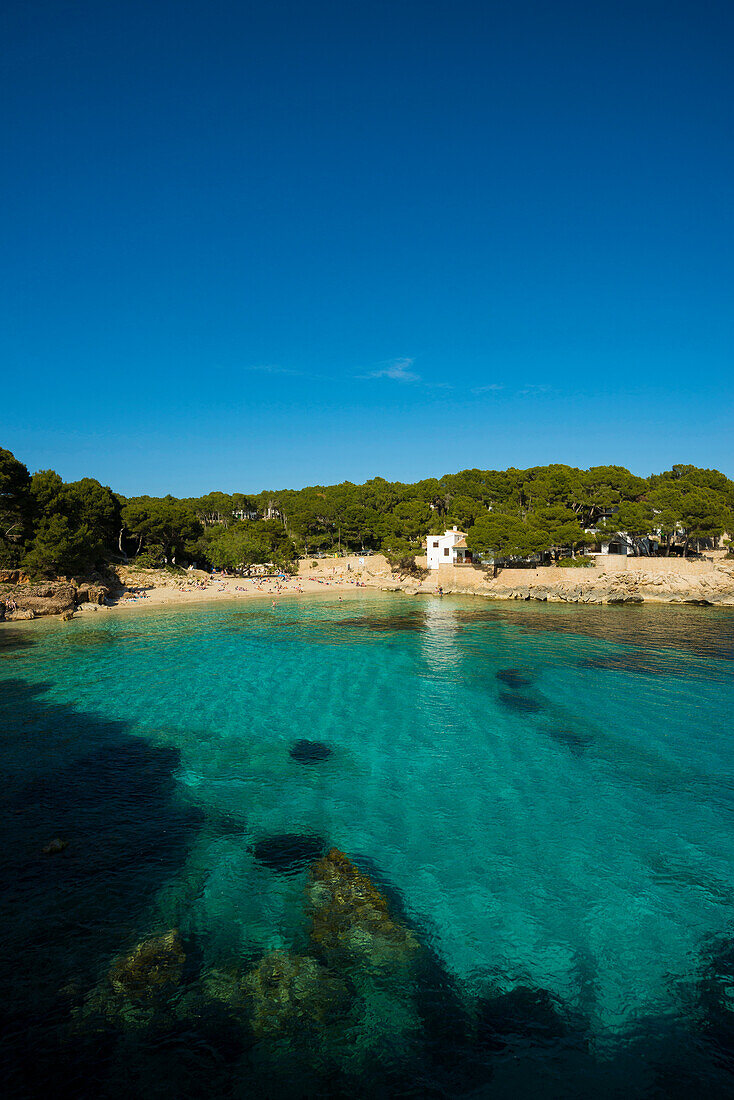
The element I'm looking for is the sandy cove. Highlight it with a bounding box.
[4,553,734,623]
[107,570,366,610]
[110,553,734,611]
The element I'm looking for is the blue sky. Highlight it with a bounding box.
[2,0,732,495]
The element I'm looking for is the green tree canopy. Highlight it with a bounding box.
[0,447,31,564]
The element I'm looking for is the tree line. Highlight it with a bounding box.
[1,445,732,579]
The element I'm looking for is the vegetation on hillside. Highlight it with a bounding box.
[1,446,732,579]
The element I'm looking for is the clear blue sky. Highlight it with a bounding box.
[2,0,732,495]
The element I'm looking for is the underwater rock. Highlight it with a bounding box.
[336,613,426,633]
[498,690,544,713]
[244,950,350,1037]
[496,668,534,689]
[200,966,249,1009]
[476,984,573,1051]
[306,848,419,971]
[290,739,332,764]
[252,834,326,873]
[108,929,185,998]
[73,931,186,1034]
[547,727,593,754]
[42,836,68,854]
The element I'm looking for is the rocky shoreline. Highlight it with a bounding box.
[3,560,734,620]
[378,564,734,606]
[0,576,109,621]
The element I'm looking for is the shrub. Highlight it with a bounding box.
[133,546,165,568]
[556,555,596,568]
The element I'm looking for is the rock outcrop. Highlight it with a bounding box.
[0,580,109,620]
[306,848,419,971]
[108,929,185,997]
[243,950,350,1037]
[0,569,29,584]
[74,929,186,1032]
[370,563,734,606]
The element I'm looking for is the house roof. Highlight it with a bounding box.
[444,529,467,538]
[453,538,468,548]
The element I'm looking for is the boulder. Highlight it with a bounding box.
[6,608,35,620]
[87,584,109,605]
[306,848,419,971]
[9,582,77,617]
[243,950,350,1037]
[42,837,69,854]
[108,929,185,999]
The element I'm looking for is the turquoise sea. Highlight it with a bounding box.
[2,593,734,1098]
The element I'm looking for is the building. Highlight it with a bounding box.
[427,526,473,568]
[597,531,659,556]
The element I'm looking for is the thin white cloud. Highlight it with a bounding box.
[361,357,420,382]
[518,384,552,396]
[471,383,504,395]
[246,364,303,376]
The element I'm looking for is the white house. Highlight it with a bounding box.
[597,531,659,556]
[427,527,473,569]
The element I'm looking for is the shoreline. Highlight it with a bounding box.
[105,573,367,612]
[3,554,734,624]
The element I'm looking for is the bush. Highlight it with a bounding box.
[132,546,165,569]
[556,555,596,568]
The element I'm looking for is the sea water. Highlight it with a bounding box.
[1,594,733,1097]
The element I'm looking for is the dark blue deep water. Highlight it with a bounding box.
[2,594,734,1098]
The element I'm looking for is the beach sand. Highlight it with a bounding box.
[103,572,368,612]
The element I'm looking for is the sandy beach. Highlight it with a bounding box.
[104,570,370,611]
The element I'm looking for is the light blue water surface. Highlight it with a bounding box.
[2,592,734,1095]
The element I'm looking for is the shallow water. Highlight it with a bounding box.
[2,594,734,1097]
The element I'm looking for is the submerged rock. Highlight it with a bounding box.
[74,929,186,1033]
[200,966,249,1009]
[290,739,332,764]
[476,985,574,1051]
[306,848,419,971]
[496,668,534,689]
[108,929,185,998]
[498,690,544,713]
[547,727,593,754]
[42,836,68,854]
[244,950,350,1038]
[252,834,326,873]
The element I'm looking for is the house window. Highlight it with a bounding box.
[432,541,439,548]
[444,547,449,556]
